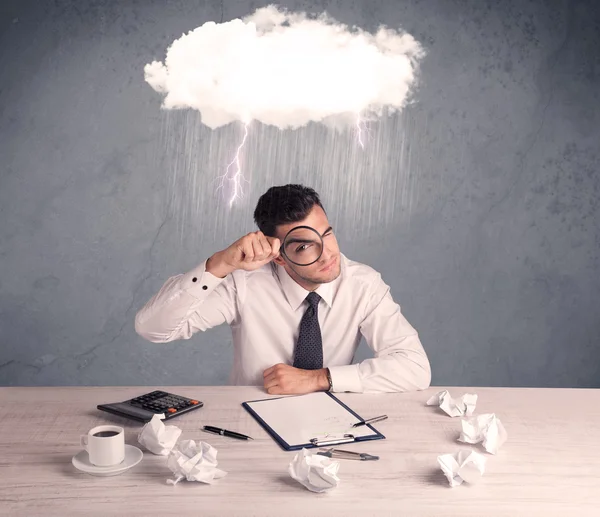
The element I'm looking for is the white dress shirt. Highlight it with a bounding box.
[135,253,431,393]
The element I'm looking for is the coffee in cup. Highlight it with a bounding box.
[80,425,125,467]
[93,430,120,438]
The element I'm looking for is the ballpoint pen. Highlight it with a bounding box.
[317,448,379,461]
[202,425,254,440]
[351,414,388,428]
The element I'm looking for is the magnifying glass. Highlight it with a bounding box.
[280,226,324,266]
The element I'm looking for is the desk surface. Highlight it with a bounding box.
[0,386,598,516]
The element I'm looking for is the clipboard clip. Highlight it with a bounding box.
[309,434,355,447]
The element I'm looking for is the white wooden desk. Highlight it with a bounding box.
[0,386,598,516]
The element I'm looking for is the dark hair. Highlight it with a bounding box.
[253,184,325,237]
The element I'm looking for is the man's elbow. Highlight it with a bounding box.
[395,353,431,392]
[134,311,196,343]
[412,347,432,390]
[134,312,169,343]
[377,354,431,393]
[415,360,432,391]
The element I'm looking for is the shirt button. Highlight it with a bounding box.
[192,277,197,282]
[202,285,208,290]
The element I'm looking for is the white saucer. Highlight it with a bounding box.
[72,444,143,476]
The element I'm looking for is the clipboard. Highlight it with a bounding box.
[242,391,386,451]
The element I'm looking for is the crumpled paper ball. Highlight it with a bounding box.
[166,439,227,485]
[458,413,508,454]
[426,390,478,417]
[288,448,340,493]
[138,413,182,455]
[438,449,486,487]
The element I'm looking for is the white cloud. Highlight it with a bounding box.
[145,5,425,129]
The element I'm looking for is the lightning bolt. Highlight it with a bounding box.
[218,116,366,207]
[216,122,250,207]
[355,114,368,149]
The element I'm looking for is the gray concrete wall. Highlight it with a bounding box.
[1,0,599,387]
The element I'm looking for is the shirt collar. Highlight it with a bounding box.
[273,256,345,311]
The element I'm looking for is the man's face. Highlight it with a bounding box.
[273,205,341,287]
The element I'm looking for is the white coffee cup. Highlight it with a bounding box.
[80,425,125,467]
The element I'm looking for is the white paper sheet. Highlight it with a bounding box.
[245,392,380,447]
[459,413,508,454]
[138,413,182,455]
[438,450,486,487]
[289,448,340,492]
[426,390,478,417]
[166,440,227,485]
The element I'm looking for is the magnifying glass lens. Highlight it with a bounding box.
[283,227,323,266]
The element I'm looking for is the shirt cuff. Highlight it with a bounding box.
[180,260,226,299]
[328,364,363,393]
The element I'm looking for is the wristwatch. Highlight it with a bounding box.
[325,368,333,392]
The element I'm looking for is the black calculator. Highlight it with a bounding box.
[97,390,204,423]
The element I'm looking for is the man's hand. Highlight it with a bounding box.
[207,231,281,278]
[263,364,330,395]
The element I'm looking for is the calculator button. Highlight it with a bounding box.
[190,400,199,405]
[167,408,177,413]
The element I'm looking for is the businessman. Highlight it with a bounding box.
[135,184,431,394]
